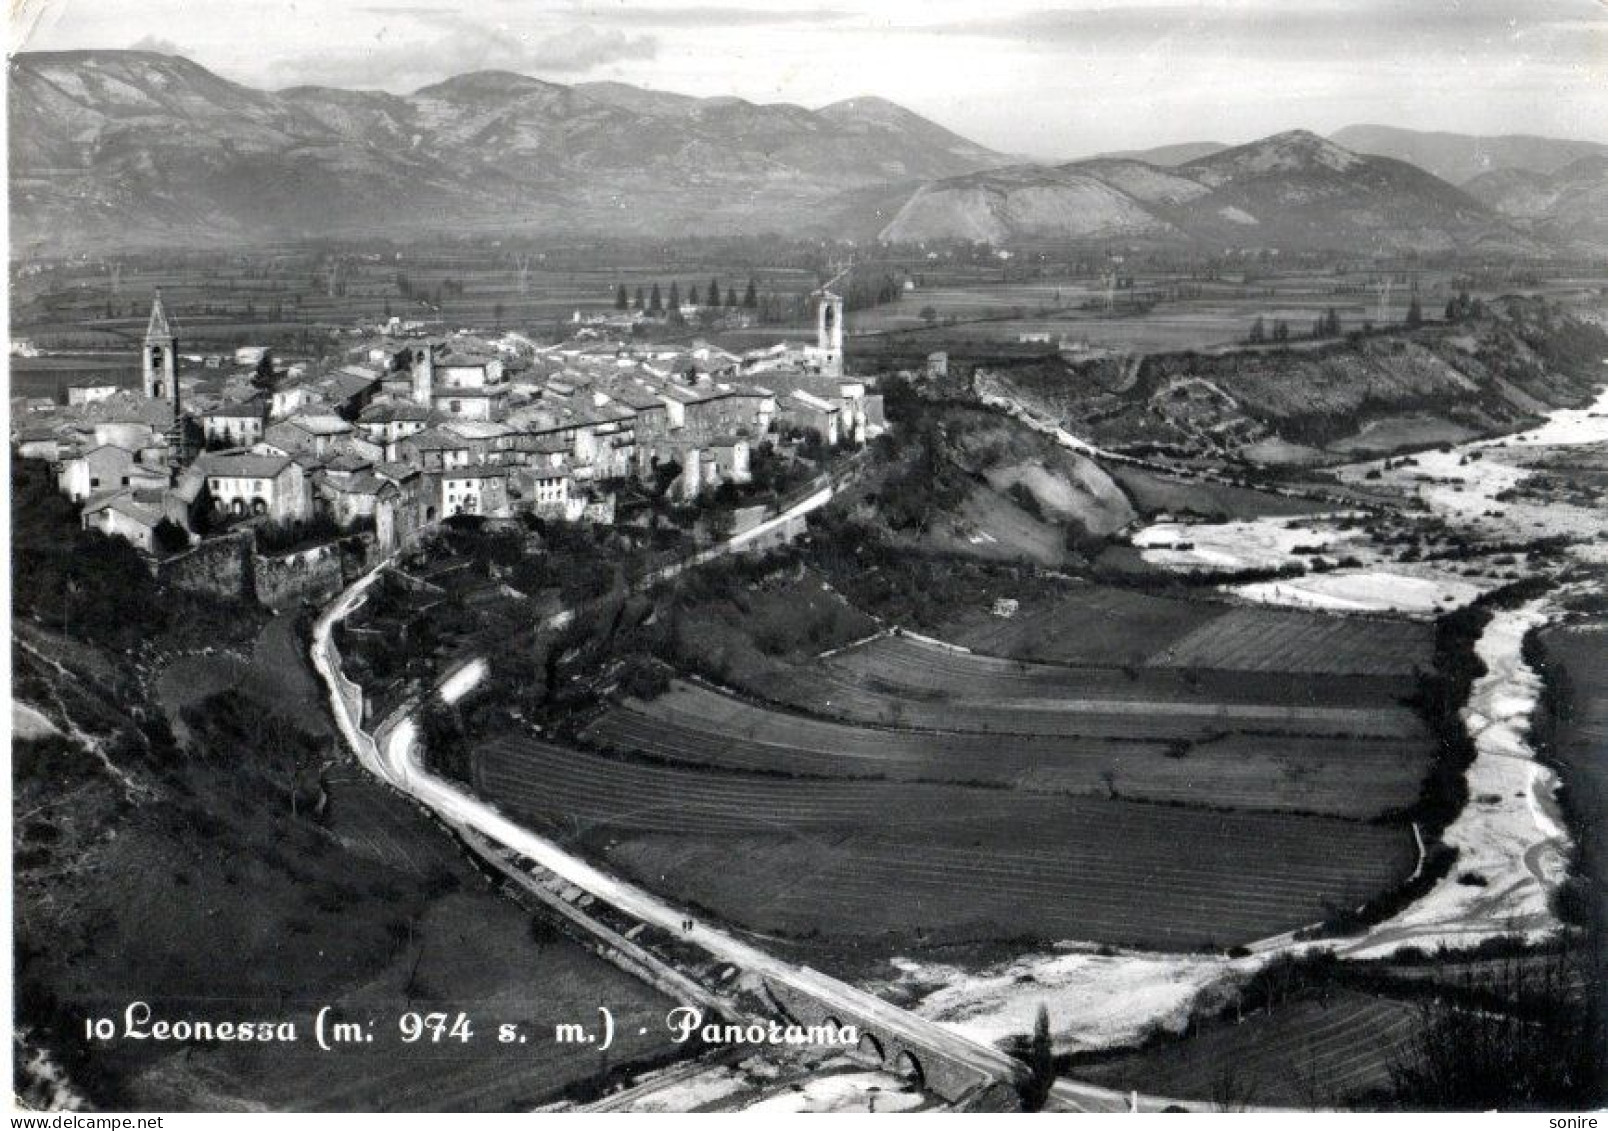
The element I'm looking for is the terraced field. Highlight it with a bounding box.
[473,738,1416,949]
[818,634,1425,721]
[1148,607,1434,677]
[587,682,1430,818]
[1075,991,1421,1107]
[939,585,1226,666]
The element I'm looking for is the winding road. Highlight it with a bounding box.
[307,484,1214,1112]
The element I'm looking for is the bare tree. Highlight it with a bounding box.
[1210,1060,1259,1112]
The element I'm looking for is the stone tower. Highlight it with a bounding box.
[411,342,435,407]
[142,291,188,472]
[143,290,178,405]
[815,290,844,378]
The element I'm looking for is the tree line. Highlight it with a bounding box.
[1246,296,1427,345]
[614,277,760,314]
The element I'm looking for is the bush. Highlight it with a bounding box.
[12,459,171,649]
[617,656,670,700]
[253,513,343,554]
[1385,961,1606,1110]
[153,517,191,554]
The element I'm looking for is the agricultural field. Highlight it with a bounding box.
[8,354,143,400]
[461,563,1436,951]
[1073,990,1422,1108]
[473,736,1417,951]
[1109,466,1334,520]
[1327,413,1483,456]
[1148,606,1434,677]
[10,244,824,353]
[844,278,1099,333]
[847,275,1440,354]
[587,682,1430,818]
[936,583,1226,666]
[817,633,1423,716]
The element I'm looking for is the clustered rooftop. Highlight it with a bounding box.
[13,290,884,556]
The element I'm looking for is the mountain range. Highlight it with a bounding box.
[8,50,1605,255]
[1329,124,1608,187]
[881,132,1534,253]
[8,50,1002,252]
[1462,157,1608,254]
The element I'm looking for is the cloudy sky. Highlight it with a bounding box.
[12,0,1608,157]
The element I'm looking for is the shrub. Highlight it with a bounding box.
[153,517,191,554]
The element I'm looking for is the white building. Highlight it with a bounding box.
[82,492,167,552]
[198,451,310,521]
[441,467,509,517]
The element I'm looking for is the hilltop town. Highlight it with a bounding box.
[12,285,884,571]
[10,31,1608,1114]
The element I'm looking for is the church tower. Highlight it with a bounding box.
[142,291,188,473]
[411,342,436,407]
[815,290,844,378]
[143,290,179,406]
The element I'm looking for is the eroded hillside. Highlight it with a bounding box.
[978,298,1608,461]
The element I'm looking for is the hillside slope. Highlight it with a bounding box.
[981,298,1608,459]
[880,164,1175,244]
[1168,132,1522,252]
[1332,123,1608,185]
[881,131,1535,253]
[9,460,678,1108]
[8,51,1008,251]
[1463,157,1608,254]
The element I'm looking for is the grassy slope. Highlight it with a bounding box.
[11,467,681,1110]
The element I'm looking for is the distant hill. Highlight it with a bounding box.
[881,131,1536,253]
[7,50,1009,252]
[1091,141,1229,167]
[1331,124,1608,186]
[879,164,1177,244]
[1464,156,1608,254]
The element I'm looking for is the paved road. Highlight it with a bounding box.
[315,581,1137,1109]
[307,480,1203,1112]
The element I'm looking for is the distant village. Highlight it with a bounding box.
[11,288,887,559]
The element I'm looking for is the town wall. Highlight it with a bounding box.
[155,529,377,609]
[253,535,375,610]
[155,531,254,601]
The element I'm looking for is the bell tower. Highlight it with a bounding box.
[815,290,844,378]
[143,290,178,406]
[142,290,188,473]
[411,342,436,407]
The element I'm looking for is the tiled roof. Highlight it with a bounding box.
[782,390,838,414]
[84,490,164,528]
[359,401,432,423]
[286,414,353,435]
[204,400,266,418]
[375,462,420,482]
[198,451,293,478]
[403,427,469,451]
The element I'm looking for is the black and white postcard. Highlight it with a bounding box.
[7,0,1607,1116]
